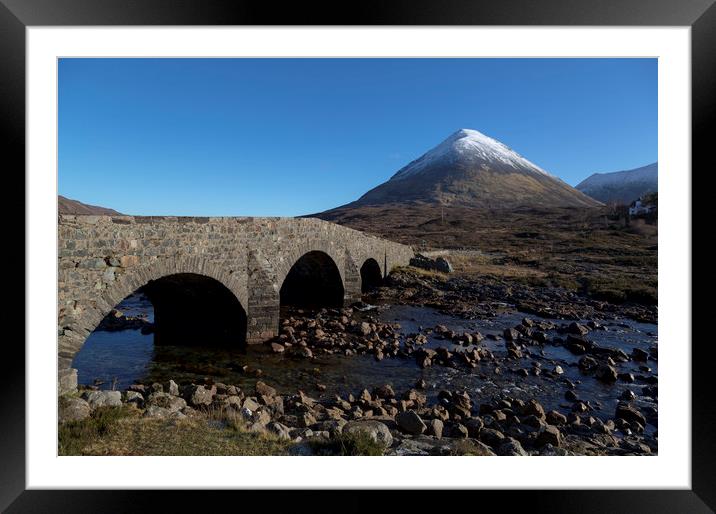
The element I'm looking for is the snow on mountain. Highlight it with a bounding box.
[391,129,552,181]
[576,163,657,204]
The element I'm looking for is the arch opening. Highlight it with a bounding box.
[71,273,247,389]
[360,258,383,293]
[280,251,344,309]
[142,273,247,346]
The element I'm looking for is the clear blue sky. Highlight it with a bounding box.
[59,58,657,216]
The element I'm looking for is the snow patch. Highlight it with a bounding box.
[390,128,553,181]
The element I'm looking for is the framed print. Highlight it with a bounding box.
[1,0,711,511]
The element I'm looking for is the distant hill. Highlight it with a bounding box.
[58,195,122,215]
[576,163,657,205]
[319,129,601,214]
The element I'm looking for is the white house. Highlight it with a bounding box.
[629,197,654,216]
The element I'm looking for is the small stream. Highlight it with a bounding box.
[73,294,658,432]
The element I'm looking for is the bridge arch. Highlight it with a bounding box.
[360,257,383,293]
[274,239,348,291]
[58,256,248,365]
[279,250,345,309]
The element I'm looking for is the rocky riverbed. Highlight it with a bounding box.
[66,269,658,456]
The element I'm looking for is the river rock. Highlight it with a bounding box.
[568,322,589,336]
[359,322,372,336]
[242,397,260,412]
[147,392,187,412]
[464,417,484,438]
[396,410,427,435]
[631,348,649,362]
[596,364,618,383]
[615,403,647,427]
[479,427,506,447]
[342,420,393,448]
[497,437,528,456]
[59,397,91,423]
[536,425,562,447]
[620,389,636,401]
[166,380,179,396]
[255,381,277,397]
[182,384,216,407]
[522,399,546,420]
[546,410,567,426]
[373,384,395,399]
[82,390,122,409]
[503,328,520,341]
[125,391,144,408]
[426,419,444,439]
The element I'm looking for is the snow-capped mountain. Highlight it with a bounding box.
[391,129,553,181]
[341,129,601,209]
[576,162,657,205]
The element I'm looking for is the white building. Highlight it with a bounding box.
[629,198,654,216]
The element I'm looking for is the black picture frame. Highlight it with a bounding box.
[1,1,710,511]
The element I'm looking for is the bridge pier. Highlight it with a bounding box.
[343,250,362,304]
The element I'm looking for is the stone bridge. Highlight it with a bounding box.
[57,215,414,394]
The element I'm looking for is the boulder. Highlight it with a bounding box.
[615,403,647,427]
[125,391,144,408]
[426,419,444,439]
[82,390,122,409]
[59,397,91,423]
[182,384,216,407]
[464,417,484,438]
[396,410,427,435]
[147,392,187,412]
[536,425,562,447]
[167,380,180,396]
[497,437,528,456]
[242,397,261,412]
[479,427,506,447]
[568,322,589,336]
[522,399,546,420]
[596,364,618,383]
[372,384,395,399]
[255,381,277,397]
[546,410,567,426]
[342,420,393,448]
[631,348,649,362]
[503,328,520,341]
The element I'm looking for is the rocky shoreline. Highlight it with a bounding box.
[60,372,655,456]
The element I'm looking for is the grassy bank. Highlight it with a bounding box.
[59,406,292,456]
[58,406,391,456]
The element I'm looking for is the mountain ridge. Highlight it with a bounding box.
[575,162,657,204]
[58,195,123,215]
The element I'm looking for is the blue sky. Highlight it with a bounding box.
[59,58,657,216]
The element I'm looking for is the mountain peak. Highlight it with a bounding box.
[391,128,551,182]
[324,128,602,209]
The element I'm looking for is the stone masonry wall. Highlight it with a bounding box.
[57,215,414,394]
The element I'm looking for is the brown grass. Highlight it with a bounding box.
[318,204,657,305]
